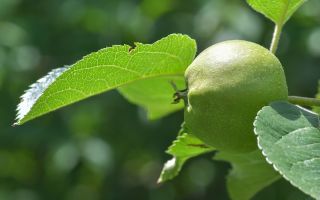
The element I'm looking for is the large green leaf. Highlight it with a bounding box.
[158,127,214,183]
[15,34,196,125]
[247,0,307,25]
[254,101,320,199]
[214,150,280,200]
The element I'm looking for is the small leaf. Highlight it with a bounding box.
[214,150,280,200]
[254,101,320,199]
[313,80,320,114]
[247,0,307,25]
[158,129,214,183]
[118,76,186,120]
[15,34,196,125]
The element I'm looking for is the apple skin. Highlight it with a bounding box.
[184,40,288,152]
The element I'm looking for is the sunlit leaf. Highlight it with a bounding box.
[15,34,196,125]
[254,101,320,199]
[247,0,307,25]
[158,127,214,183]
[118,76,186,120]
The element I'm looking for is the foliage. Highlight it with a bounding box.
[254,101,320,199]
[247,0,307,25]
[15,34,196,124]
[1,0,319,199]
[158,125,215,183]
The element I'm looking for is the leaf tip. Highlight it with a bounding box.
[14,66,70,125]
[157,177,163,184]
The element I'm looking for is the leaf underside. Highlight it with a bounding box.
[214,150,280,200]
[15,66,70,124]
[247,0,307,25]
[254,101,320,199]
[118,76,186,120]
[15,34,196,125]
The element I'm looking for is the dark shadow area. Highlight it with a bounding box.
[270,101,319,127]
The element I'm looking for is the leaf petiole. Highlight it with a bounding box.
[270,24,283,54]
[288,96,320,107]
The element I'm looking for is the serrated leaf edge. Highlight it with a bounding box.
[253,104,320,199]
[14,66,70,125]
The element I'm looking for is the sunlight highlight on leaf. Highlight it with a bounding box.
[247,0,307,25]
[15,66,70,125]
[313,80,320,114]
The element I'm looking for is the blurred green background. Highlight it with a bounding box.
[0,0,319,199]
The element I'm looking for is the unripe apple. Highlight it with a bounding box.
[184,40,288,152]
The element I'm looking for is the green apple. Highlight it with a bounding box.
[184,40,288,152]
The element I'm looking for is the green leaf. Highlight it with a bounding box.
[214,150,280,200]
[158,129,214,183]
[313,80,320,114]
[247,0,307,25]
[15,34,196,125]
[118,76,186,120]
[254,101,320,199]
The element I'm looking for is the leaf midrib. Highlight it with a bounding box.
[21,72,185,124]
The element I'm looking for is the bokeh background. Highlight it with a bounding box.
[0,0,319,199]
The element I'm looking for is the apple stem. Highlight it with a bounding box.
[270,24,283,54]
[288,96,320,107]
